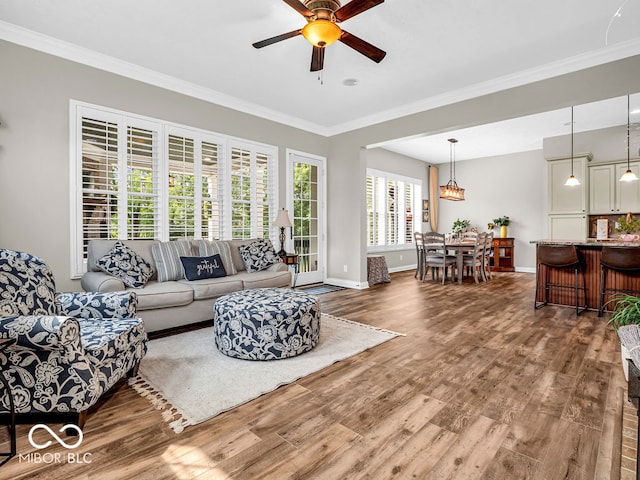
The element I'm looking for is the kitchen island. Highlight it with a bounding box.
[531,239,640,311]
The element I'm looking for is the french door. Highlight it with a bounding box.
[286,150,326,286]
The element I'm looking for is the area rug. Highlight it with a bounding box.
[129,314,402,433]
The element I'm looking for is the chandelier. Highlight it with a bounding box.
[440,138,465,201]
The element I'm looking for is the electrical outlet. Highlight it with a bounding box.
[343,264,348,273]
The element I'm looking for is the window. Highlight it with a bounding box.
[366,169,421,250]
[166,129,225,241]
[71,102,277,277]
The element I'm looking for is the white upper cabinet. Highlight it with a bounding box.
[548,156,588,214]
[589,164,616,214]
[615,162,640,213]
[588,161,640,214]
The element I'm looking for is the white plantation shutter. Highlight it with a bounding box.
[80,116,119,258]
[167,134,196,238]
[201,140,222,240]
[227,143,276,241]
[255,152,272,239]
[71,102,277,277]
[366,174,375,246]
[230,147,252,239]
[366,168,421,251]
[126,125,160,240]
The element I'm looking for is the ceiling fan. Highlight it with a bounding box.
[252,0,386,72]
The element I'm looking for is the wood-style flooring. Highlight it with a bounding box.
[0,270,631,479]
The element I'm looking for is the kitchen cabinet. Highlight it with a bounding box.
[549,214,587,240]
[589,162,640,214]
[548,155,589,239]
[548,156,588,214]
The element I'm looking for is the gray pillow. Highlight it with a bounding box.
[151,240,193,282]
[195,239,237,275]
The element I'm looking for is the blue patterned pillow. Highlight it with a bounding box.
[96,241,154,288]
[238,239,280,273]
[180,254,227,281]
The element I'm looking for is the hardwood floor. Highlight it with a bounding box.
[0,271,632,479]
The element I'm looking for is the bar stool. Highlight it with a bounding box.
[598,246,640,317]
[534,245,587,315]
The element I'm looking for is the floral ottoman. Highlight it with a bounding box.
[213,288,320,360]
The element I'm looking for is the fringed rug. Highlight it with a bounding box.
[129,314,402,433]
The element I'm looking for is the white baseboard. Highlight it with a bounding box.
[515,267,536,273]
[324,277,369,290]
[388,264,417,274]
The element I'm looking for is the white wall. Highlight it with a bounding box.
[436,150,547,271]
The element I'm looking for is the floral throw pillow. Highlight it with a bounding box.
[238,239,280,273]
[96,241,154,288]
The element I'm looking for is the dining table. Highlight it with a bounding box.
[444,239,477,284]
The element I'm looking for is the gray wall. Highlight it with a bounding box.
[436,150,547,272]
[2,37,640,289]
[0,40,327,291]
[544,124,640,164]
[326,54,640,284]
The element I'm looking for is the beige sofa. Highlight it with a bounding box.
[81,239,291,332]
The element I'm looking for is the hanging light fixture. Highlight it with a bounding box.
[440,138,465,201]
[620,94,638,182]
[565,106,581,186]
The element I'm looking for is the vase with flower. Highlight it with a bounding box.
[492,216,511,238]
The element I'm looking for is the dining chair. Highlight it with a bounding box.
[423,232,457,284]
[462,232,487,284]
[482,231,494,281]
[413,232,425,280]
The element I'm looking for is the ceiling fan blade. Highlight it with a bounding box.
[339,30,386,63]
[282,0,314,17]
[252,29,302,49]
[310,46,325,71]
[334,0,384,22]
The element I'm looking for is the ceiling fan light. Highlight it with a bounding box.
[302,20,342,47]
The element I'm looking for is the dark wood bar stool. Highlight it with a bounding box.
[598,246,640,317]
[534,245,587,315]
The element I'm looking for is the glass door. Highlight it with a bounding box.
[287,151,325,286]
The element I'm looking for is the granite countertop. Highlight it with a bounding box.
[531,238,640,247]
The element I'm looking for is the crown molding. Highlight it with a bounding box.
[0,21,331,136]
[2,20,640,139]
[324,38,640,136]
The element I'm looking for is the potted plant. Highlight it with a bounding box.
[615,213,640,242]
[492,216,510,238]
[452,218,470,238]
[608,293,640,381]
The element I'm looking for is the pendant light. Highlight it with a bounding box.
[565,106,581,186]
[439,138,465,201]
[620,94,638,182]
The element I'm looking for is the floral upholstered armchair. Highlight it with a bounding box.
[0,248,148,428]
